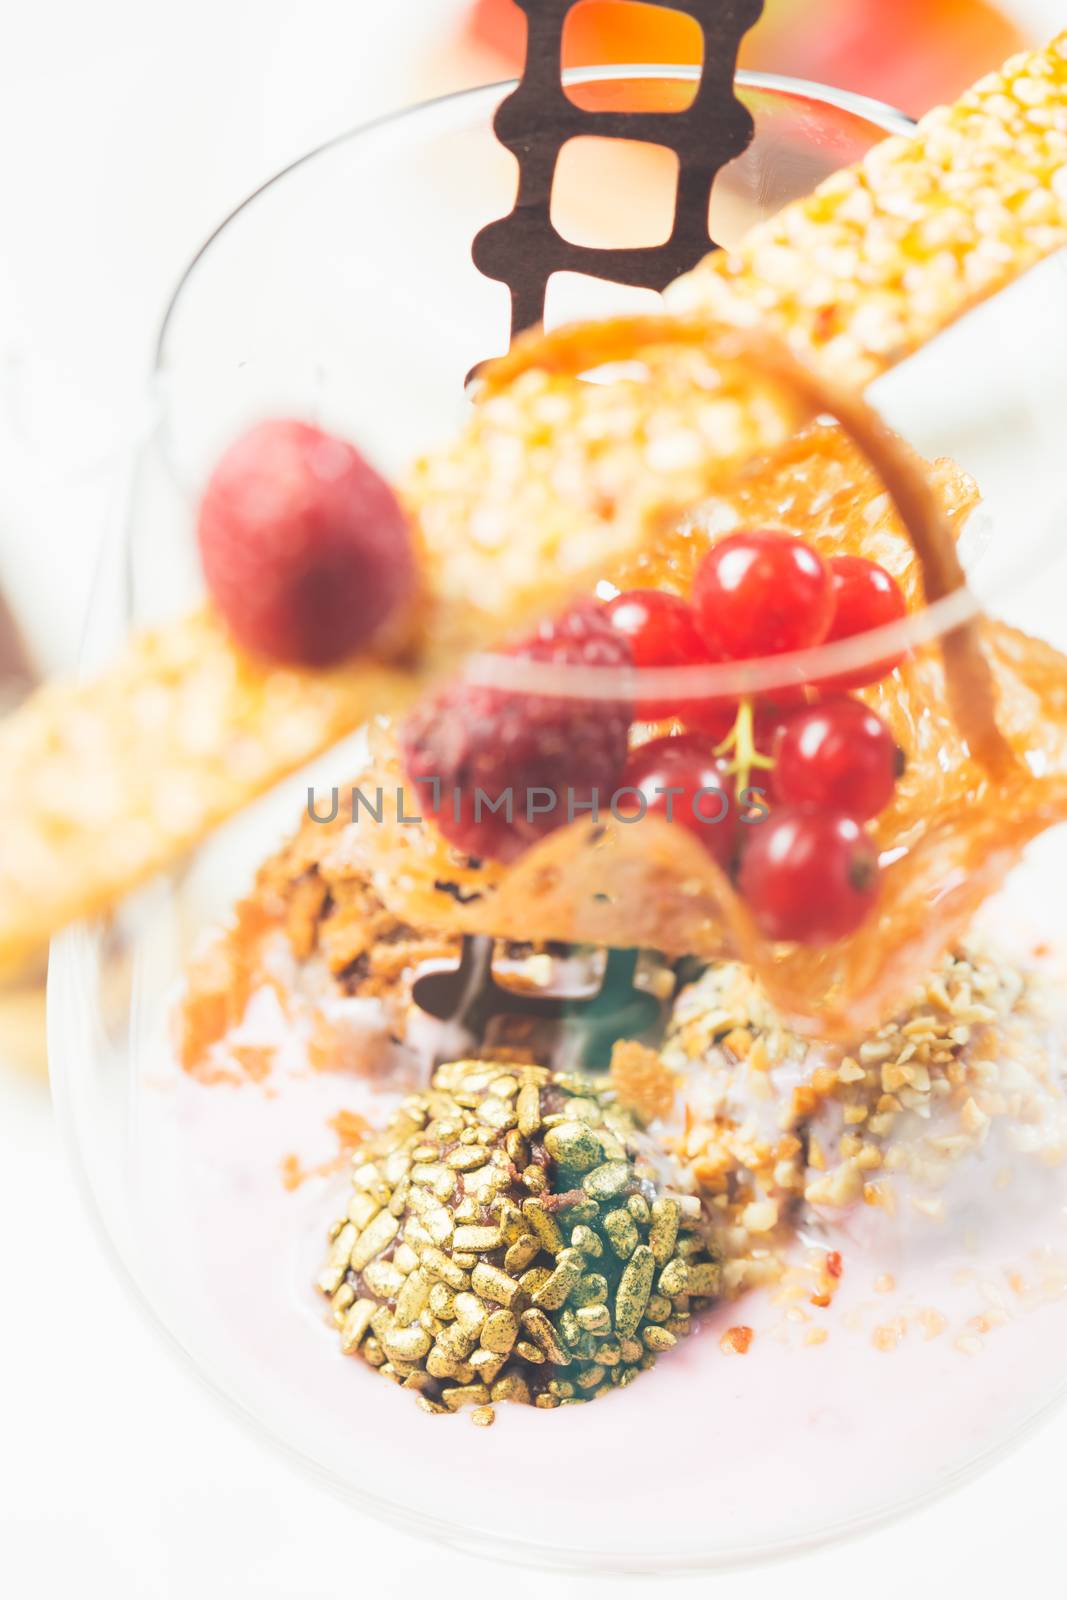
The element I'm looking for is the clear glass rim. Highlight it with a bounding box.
[465,578,982,700]
[153,64,914,374]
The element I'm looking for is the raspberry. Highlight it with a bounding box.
[197,419,416,666]
[400,604,633,863]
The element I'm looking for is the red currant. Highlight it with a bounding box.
[621,735,740,870]
[818,555,907,689]
[603,589,731,728]
[691,529,834,661]
[676,698,738,742]
[772,699,899,820]
[666,682,802,743]
[748,699,801,761]
[738,808,880,944]
[604,590,708,670]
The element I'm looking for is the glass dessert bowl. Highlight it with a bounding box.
[48,57,1067,1573]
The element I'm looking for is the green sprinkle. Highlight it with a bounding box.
[649,1198,681,1265]
[582,1161,632,1202]
[544,1121,603,1174]
[602,1208,640,1259]
[614,1245,656,1337]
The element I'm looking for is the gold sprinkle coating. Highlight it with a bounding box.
[530,1249,586,1312]
[522,1198,565,1256]
[318,1058,719,1414]
[471,1261,523,1309]
[582,1162,632,1203]
[543,1121,603,1173]
[602,1209,640,1260]
[516,1084,543,1138]
[615,1247,656,1338]
[649,1199,681,1267]
[480,1310,520,1354]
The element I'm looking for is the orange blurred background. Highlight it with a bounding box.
[456,0,1023,118]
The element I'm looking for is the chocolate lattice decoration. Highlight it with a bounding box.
[472,0,765,341]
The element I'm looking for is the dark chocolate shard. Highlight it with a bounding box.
[472,0,764,343]
[411,934,663,1067]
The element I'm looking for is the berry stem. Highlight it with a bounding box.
[714,698,775,793]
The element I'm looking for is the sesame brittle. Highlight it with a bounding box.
[669,35,1067,384]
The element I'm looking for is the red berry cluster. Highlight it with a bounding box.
[398,526,908,947]
[608,529,907,944]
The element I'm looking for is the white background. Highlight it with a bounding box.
[4,2,1067,1596]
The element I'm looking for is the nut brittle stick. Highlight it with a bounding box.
[0,610,420,972]
[3,32,1067,969]
[669,35,1067,384]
